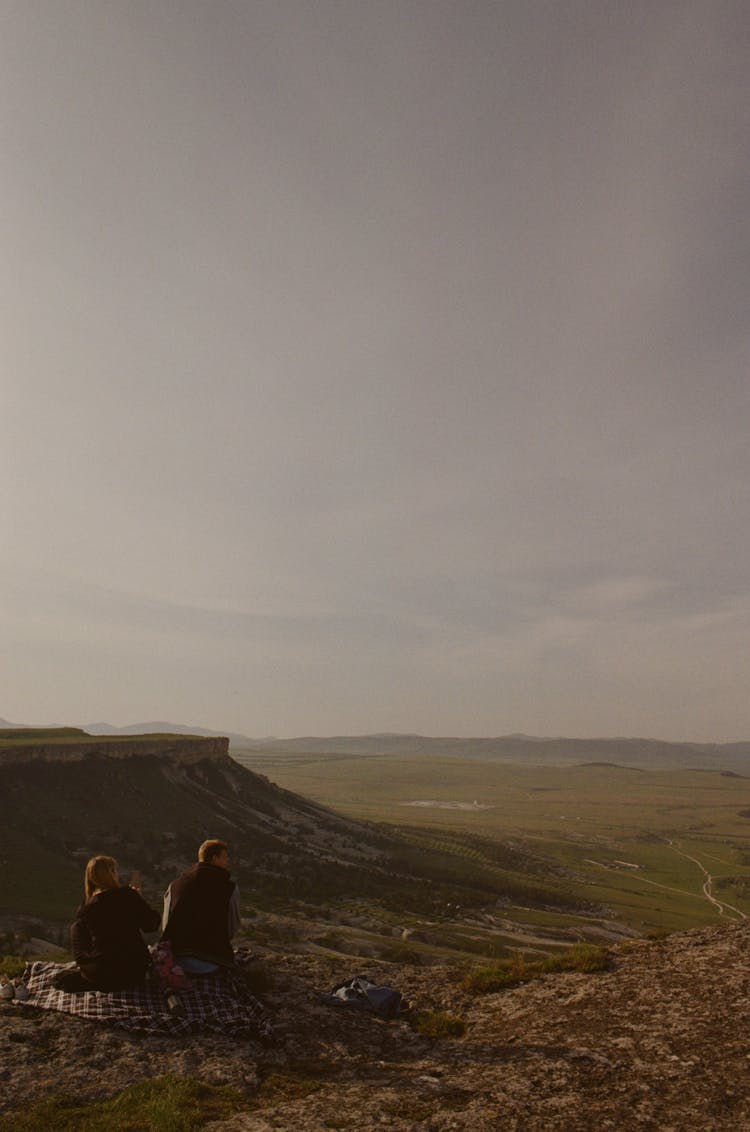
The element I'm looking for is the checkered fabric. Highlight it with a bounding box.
[15,954,273,1039]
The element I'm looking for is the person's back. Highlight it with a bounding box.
[55,855,160,992]
[160,839,239,969]
[73,885,159,985]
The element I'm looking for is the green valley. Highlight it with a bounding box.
[233,748,750,935]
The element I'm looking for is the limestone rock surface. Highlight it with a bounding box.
[2,922,750,1130]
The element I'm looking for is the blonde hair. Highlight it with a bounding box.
[84,855,119,902]
[198,839,228,864]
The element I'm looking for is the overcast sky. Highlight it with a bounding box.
[2,1,748,741]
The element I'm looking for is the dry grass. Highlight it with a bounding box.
[411,1009,467,1038]
[463,943,610,994]
[0,1076,245,1132]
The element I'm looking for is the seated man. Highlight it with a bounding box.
[160,839,240,973]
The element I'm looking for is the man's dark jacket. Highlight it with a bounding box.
[160,862,236,965]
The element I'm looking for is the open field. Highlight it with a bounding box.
[234,749,750,935]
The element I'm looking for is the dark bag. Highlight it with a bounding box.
[322,974,403,1019]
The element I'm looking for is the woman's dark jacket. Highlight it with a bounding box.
[71,886,160,990]
[160,861,236,965]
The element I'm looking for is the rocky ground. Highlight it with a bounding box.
[2,922,750,1130]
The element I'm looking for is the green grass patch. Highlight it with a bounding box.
[0,955,28,979]
[463,942,610,994]
[411,1010,466,1038]
[0,730,208,746]
[0,1075,245,1132]
[0,728,89,742]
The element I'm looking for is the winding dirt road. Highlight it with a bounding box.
[666,839,747,921]
[583,842,748,922]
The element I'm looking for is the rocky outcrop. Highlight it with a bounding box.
[2,922,750,1129]
[0,744,380,909]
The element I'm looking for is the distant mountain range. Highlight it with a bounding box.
[4,717,750,770]
[236,733,750,772]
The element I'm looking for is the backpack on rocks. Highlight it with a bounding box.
[322,974,404,1019]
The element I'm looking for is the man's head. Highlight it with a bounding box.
[198,839,229,869]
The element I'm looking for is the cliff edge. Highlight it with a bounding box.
[0,729,229,766]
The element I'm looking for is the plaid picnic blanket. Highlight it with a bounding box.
[15,953,273,1039]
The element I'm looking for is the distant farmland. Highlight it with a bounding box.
[233,749,750,934]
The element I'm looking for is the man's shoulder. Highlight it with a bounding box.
[197,862,233,884]
[169,862,233,892]
[173,863,200,883]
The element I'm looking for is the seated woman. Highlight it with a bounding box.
[53,855,160,992]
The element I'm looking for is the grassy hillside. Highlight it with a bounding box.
[0,727,90,743]
[11,729,747,961]
[0,746,586,941]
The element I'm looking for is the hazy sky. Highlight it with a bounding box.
[2,1,748,741]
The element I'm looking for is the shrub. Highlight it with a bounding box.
[411,1010,466,1038]
[463,943,610,994]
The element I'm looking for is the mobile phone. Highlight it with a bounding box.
[129,869,142,890]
